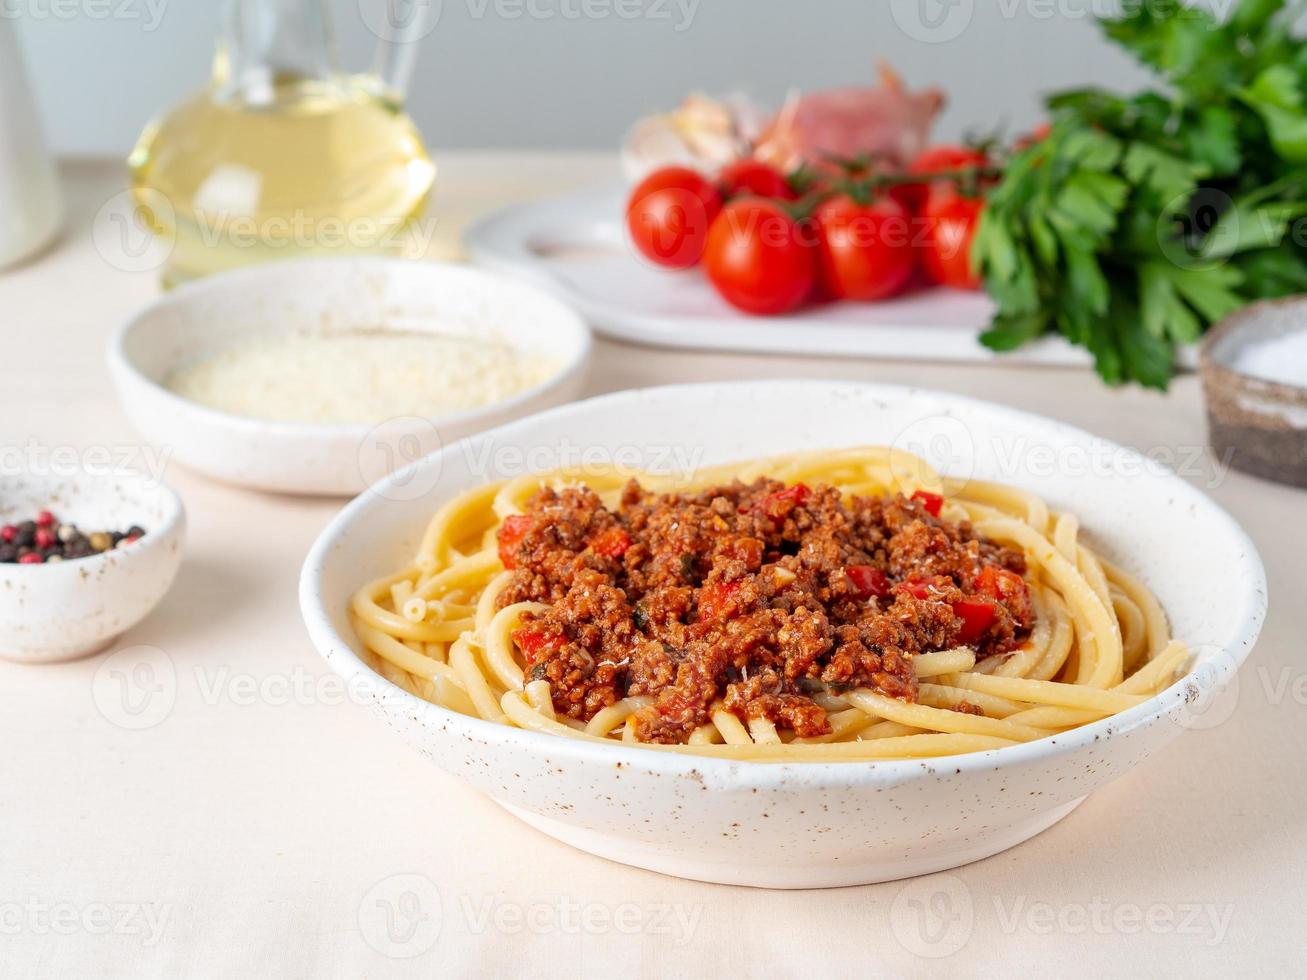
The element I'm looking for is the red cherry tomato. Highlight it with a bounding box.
[718,158,797,201]
[625,166,723,270]
[920,185,985,291]
[1014,122,1053,152]
[909,144,991,177]
[893,144,991,215]
[813,194,915,302]
[703,199,817,316]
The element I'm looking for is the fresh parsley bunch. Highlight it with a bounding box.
[975,0,1307,387]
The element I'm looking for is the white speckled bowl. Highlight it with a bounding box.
[0,472,185,664]
[108,258,592,496]
[299,381,1266,888]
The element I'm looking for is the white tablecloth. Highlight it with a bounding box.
[1,156,1302,978]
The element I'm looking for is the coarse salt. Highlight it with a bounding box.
[1228,328,1307,388]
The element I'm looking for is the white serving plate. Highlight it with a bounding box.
[108,258,593,496]
[465,182,1096,365]
[0,471,184,663]
[299,381,1265,888]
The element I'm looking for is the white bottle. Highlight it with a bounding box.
[0,22,63,269]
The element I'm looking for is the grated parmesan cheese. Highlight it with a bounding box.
[164,329,559,425]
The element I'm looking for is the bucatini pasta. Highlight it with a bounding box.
[349,447,1188,762]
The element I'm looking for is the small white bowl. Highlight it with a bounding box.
[300,381,1266,888]
[108,258,593,496]
[0,472,185,664]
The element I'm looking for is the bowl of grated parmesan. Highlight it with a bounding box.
[108,258,592,495]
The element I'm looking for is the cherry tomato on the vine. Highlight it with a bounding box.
[1014,122,1053,152]
[703,198,816,316]
[919,184,985,291]
[813,194,915,302]
[625,166,723,269]
[718,158,797,201]
[892,144,991,215]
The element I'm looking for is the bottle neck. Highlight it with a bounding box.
[212,0,339,105]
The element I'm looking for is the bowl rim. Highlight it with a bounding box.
[106,256,595,440]
[0,469,185,579]
[299,379,1268,786]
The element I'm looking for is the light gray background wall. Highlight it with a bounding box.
[13,0,1168,157]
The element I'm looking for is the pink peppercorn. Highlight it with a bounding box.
[34,528,56,550]
[0,525,14,543]
[17,553,42,564]
[35,511,55,528]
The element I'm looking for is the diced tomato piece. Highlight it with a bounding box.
[514,628,564,666]
[911,490,945,517]
[591,527,633,559]
[977,565,1032,627]
[901,579,934,601]
[976,565,1021,600]
[846,565,891,600]
[497,514,533,570]
[698,580,744,622]
[745,483,812,517]
[952,596,997,646]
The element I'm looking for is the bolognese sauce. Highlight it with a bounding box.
[496,479,1033,744]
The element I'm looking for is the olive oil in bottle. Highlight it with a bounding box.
[128,0,436,286]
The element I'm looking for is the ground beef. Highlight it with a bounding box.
[497,479,1032,744]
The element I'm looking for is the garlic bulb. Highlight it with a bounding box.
[620,93,768,182]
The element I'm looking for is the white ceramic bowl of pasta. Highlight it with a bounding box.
[0,471,185,664]
[108,257,592,496]
[299,381,1266,888]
